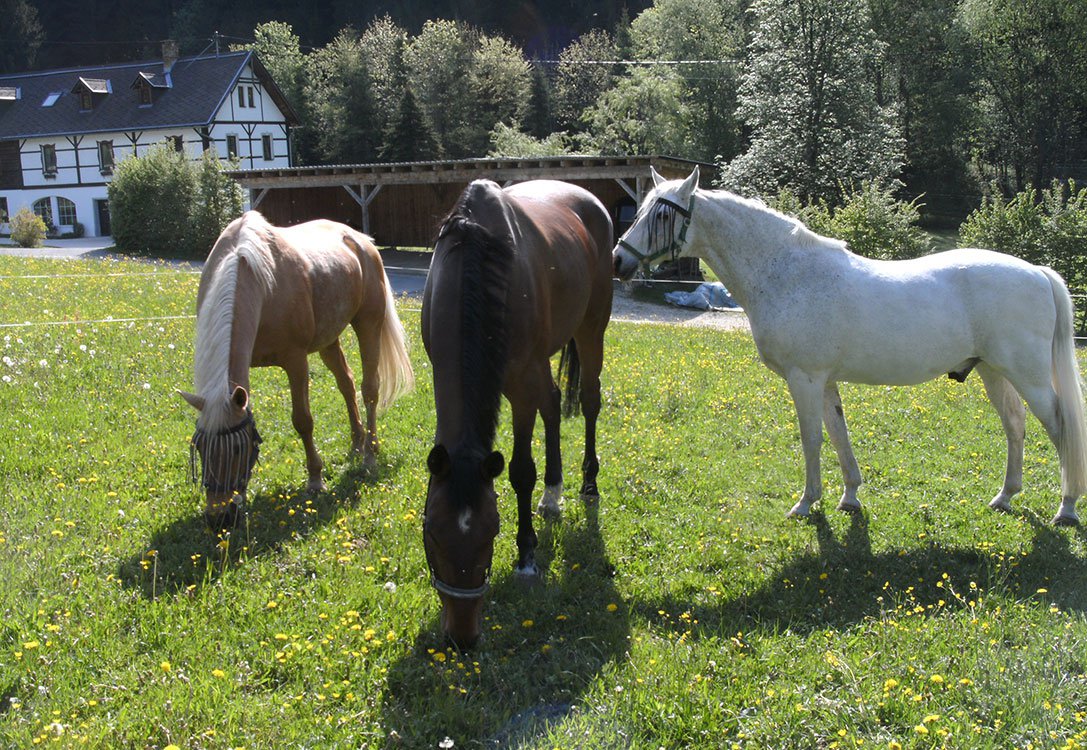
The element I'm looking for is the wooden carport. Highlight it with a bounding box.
[227,155,713,249]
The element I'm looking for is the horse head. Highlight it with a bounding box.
[180,385,262,529]
[423,444,503,649]
[614,165,700,280]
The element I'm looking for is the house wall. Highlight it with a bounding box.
[1,64,292,237]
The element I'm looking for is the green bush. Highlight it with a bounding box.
[8,207,47,248]
[768,182,932,260]
[108,146,244,260]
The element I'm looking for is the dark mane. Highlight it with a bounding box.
[436,199,513,458]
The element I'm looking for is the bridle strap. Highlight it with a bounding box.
[618,193,696,268]
[430,573,490,600]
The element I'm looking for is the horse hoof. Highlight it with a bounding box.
[536,483,564,519]
[515,561,540,579]
[1053,513,1080,527]
[787,501,811,519]
[306,479,327,494]
[836,499,861,514]
[988,496,1013,513]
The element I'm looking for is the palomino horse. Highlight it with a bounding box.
[614,166,1087,526]
[181,211,414,528]
[422,179,613,647]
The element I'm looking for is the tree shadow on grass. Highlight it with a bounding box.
[633,509,1087,641]
[117,455,399,599]
[380,498,631,748]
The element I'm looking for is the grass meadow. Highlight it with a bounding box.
[1,254,1087,749]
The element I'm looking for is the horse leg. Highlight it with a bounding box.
[575,332,605,501]
[318,338,369,465]
[823,382,862,513]
[977,364,1025,514]
[537,377,564,518]
[1016,380,1080,525]
[352,318,383,461]
[283,354,325,493]
[508,392,541,576]
[786,370,827,518]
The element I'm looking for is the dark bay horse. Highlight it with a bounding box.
[421,179,614,647]
[180,211,414,528]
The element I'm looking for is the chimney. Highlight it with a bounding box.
[162,40,179,73]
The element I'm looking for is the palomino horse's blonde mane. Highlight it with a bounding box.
[193,213,276,431]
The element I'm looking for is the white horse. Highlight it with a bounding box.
[613,166,1087,526]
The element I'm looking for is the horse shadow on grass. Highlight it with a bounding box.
[380,498,631,748]
[633,509,1087,642]
[117,455,398,599]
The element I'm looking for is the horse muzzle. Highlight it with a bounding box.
[204,494,243,530]
[612,247,640,281]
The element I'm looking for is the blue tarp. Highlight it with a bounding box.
[663,282,740,311]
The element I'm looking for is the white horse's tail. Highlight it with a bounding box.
[1046,267,1087,498]
[375,264,415,413]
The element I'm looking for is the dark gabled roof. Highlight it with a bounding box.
[0,50,299,140]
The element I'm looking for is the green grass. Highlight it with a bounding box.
[1,254,1086,749]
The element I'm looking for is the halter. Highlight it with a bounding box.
[617,194,696,268]
[189,409,262,495]
[422,475,491,601]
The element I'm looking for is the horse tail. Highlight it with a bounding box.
[374,262,415,413]
[558,339,581,418]
[1045,267,1087,498]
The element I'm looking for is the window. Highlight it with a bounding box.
[200,128,211,153]
[98,140,114,174]
[41,91,61,107]
[41,144,57,177]
[32,198,52,227]
[247,86,254,108]
[0,197,8,223]
[57,197,77,227]
[139,83,152,106]
[237,88,245,108]
[78,89,92,110]
[261,134,272,161]
[226,134,238,158]
[167,135,183,153]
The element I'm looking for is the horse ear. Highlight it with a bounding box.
[650,166,666,188]
[680,166,700,197]
[481,451,504,479]
[231,386,249,410]
[427,445,452,478]
[178,390,205,411]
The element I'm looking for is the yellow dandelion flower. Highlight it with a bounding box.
[606,603,618,612]
[160,661,171,672]
[522,619,534,628]
[22,640,39,650]
[212,669,226,679]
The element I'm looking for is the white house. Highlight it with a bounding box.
[0,43,298,238]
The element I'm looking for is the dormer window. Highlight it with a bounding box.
[132,72,169,106]
[72,77,110,111]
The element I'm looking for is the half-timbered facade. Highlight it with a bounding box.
[0,44,298,237]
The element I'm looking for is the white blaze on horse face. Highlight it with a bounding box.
[458,507,472,535]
